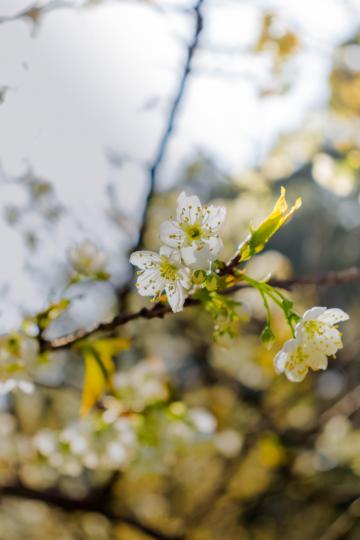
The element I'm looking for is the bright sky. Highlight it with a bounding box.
[0,0,359,332]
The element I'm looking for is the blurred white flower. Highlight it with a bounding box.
[130,246,191,312]
[0,378,34,394]
[214,430,243,458]
[160,192,226,269]
[113,359,169,411]
[274,307,349,382]
[69,240,107,276]
[189,407,217,434]
[36,414,138,475]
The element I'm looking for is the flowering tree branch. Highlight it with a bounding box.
[39,265,360,353]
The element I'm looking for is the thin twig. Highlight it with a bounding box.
[136,0,204,252]
[118,0,205,303]
[0,1,70,26]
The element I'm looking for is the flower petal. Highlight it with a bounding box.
[136,269,164,296]
[176,192,202,225]
[302,306,327,321]
[161,246,183,266]
[307,350,328,371]
[159,221,185,249]
[177,267,192,290]
[285,364,308,383]
[282,339,299,353]
[165,282,187,313]
[130,251,161,270]
[274,350,287,373]
[181,245,212,270]
[203,236,223,258]
[202,205,226,232]
[318,326,343,356]
[274,339,297,373]
[318,308,350,325]
[298,324,343,356]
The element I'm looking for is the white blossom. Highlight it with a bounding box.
[69,240,107,276]
[274,338,326,382]
[274,307,349,382]
[130,246,191,313]
[295,307,349,356]
[160,192,226,269]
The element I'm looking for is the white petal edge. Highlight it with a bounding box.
[202,205,227,231]
[176,192,202,225]
[318,308,350,325]
[302,306,327,321]
[165,282,186,313]
[130,251,161,270]
[159,220,185,249]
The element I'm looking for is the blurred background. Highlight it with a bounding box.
[0,0,360,538]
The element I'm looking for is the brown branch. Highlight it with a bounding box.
[0,481,184,540]
[318,497,360,540]
[223,265,360,294]
[40,266,360,352]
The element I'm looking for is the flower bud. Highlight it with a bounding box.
[192,269,207,284]
[205,274,221,292]
[260,325,275,350]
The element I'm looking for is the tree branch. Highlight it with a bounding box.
[136,0,204,252]
[119,0,205,303]
[0,481,184,540]
[40,266,360,352]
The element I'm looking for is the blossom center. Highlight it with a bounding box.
[184,224,203,242]
[304,320,324,338]
[286,346,308,374]
[159,258,178,281]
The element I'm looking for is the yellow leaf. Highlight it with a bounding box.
[81,350,113,416]
[36,299,70,330]
[80,338,129,416]
[238,187,301,262]
[93,337,130,357]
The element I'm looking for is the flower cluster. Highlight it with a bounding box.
[274,307,349,382]
[130,192,226,312]
[33,415,137,474]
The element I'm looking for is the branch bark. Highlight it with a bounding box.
[0,481,184,540]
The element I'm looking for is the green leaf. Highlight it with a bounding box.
[238,187,302,262]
